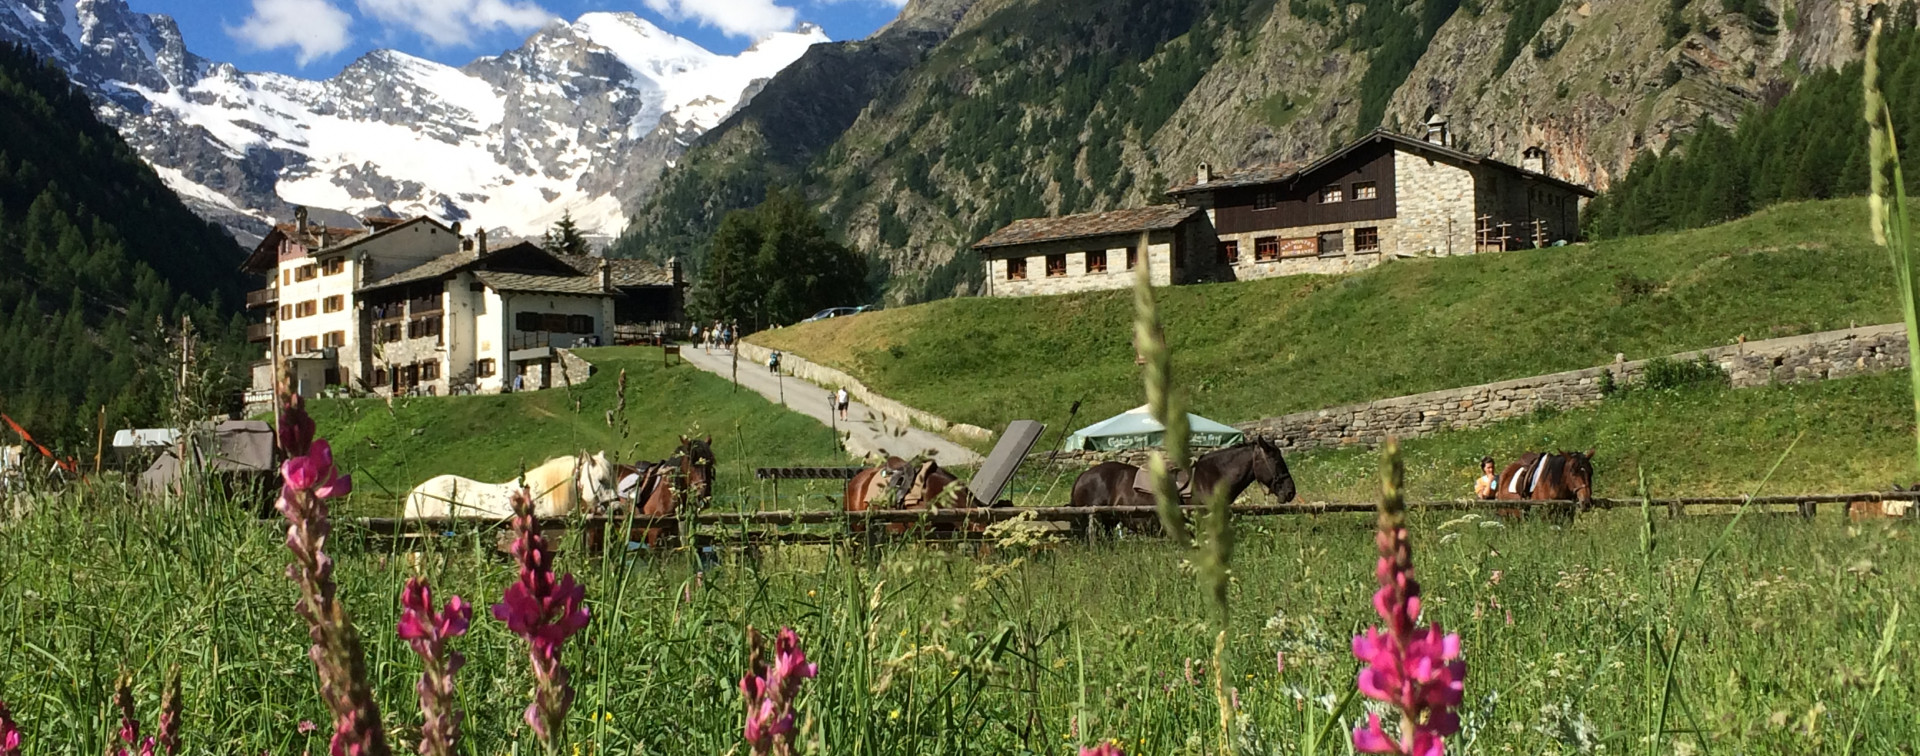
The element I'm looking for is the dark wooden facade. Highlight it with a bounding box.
[1211,142,1399,234]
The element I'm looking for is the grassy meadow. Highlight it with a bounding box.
[753,199,1896,434]
[300,346,852,518]
[0,474,1911,755]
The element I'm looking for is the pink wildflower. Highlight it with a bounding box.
[739,626,817,756]
[275,381,389,756]
[1080,742,1125,756]
[111,672,142,756]
[299,721,318,735]
[399,578,472,756]
[1352,439,1466,756]
[157,665,182,756]
[1,699,21,756]
[1275,650,1286,676]
[492,488,589,744]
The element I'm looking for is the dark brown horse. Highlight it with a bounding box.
[1069,436,1297,533]
[1493,449,1595,520]
[844,456,976,537]
[606,436,716,549]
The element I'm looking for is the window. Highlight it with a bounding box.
[282,270,291,286]
[477,359,496,378]
[1319,186,1343,203]
[515,312,543,331]
[1006,258,1027,281]
[292,300,317,318]
[1045,254,1067,278]
[1254,236,1280,262]
[323,331,345,348]
[1355,226,1380,252]
[294,264,318,282]
[1317,230,1344,256]
[568,314,595,334]
[1353,181,1377,200]
[1219,240,1239,264]
[407,315,442,340]
[1085,251,1107,273]
[323,368,340,386]
[322,257,346,275]
[420,361,440,381]
[1253,190,1278,211]
[298,336,319,353]
[323,295,344,313]
[279,340,292,356]
[542,313,568,332]
[372,367,388,386]
[373,321,402,343]
[280,304,293,321]
[1126,247,1138,270]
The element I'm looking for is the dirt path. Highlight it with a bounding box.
[678,345,984,466]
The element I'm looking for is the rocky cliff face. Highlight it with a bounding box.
[0,0,826,244]
[621,0,1891,300]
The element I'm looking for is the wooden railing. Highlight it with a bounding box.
[245,288,277,308]
[245,322,274,342]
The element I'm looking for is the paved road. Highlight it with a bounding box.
[679,345,984,466]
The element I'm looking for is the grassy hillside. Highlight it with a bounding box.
[304,347,850,517]
[755,199,1894,431]
[1290,371,1915,502]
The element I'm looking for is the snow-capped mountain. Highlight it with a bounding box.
[0,0,827,243]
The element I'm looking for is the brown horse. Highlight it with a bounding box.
[844,456,976,537]
[1069,436,1297,534]
[1848,483,1919,521]
[1493,449,1595,520]
[608,436,716,550]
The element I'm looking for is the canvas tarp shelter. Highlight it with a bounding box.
[138,420,277,497]
[1062,405,1245,452]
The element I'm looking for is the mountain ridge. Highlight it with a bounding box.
[0,0,828,244]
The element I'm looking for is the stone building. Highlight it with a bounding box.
[240,210,675,404]
[972,205,1220,297]
[1165,117,1595,281]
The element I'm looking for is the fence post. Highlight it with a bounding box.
[1668,499,1683,519]
[1798,499,1816,519]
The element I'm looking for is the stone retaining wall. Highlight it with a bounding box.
[1237,323,1909,450]
[735,341,995,443]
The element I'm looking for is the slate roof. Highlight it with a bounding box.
[552,254,677,287]
[472,271,609,296]
[356,249,482,293]
[972,205,1200,251]
[1164,129,1596,197]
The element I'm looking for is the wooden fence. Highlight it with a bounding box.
[352,491,1920,540]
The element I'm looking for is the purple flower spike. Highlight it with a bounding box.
[275,373,389,756]
[1351,440,1466,756]
[0,699,22,756]
[111,672,139,756]
[399,578,471,756]
[740,626,817,756]
[1080,742,1125,756]
[157,665,182,756]
[492,489,588,746]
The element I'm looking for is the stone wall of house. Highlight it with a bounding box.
[735,341,995,442]
[1393,150,1477,256]
[982,229,1193,297]
[1217,216,1398,281]
[1237,323,1910,450]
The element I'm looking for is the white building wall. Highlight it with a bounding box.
[474,288,508,394]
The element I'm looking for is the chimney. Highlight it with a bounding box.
[1196,162,1212,185]
[475,227,488,257]
[668,256,682,286]
[1424,114,1450,147]
[1522,146,1548,175]
[598,259,612,292]
[450,221,462,236]
[294,206,309,238]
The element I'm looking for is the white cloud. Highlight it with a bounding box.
[227,0,355,66]
[355,0,556,47]
[643,0,800,39]
[812,0,909,7]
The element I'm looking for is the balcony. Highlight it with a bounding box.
[246,322,274,343]
[246,287,278,308]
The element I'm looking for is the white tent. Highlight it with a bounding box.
[1062,405,1245,452]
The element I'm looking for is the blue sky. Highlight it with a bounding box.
[132,0,905,76]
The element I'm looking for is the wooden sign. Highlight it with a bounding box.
[1280,237,1317,256]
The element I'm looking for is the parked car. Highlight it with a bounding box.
[854,304,882,314]
[801,307,859,323]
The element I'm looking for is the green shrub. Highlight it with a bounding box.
[1637,354,1729,392]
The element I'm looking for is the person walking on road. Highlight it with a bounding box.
[835,387,850,421]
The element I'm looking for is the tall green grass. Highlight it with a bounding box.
[0,482,1912,753]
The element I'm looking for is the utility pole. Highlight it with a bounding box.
[93,405,106,475]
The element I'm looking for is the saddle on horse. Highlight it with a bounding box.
[1503,452,1550,498]
[1131,465,1193,499]
[865,459,939,509]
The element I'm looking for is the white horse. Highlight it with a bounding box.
[402,452,618,520]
